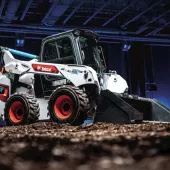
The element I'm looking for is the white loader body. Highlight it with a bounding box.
[102,72,128,94]
[0,48,101,120]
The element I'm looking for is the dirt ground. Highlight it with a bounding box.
[0,122,170,170]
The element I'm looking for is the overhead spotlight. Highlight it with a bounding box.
[122,41,131,52]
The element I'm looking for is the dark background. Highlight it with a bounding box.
[0,0,170,107]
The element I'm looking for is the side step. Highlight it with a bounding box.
[95,90,143,123]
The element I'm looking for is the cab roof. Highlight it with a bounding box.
[42,29,99,43]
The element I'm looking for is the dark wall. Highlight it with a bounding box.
[0,38,42,61]
[0,38,16,49]
[0,38,41,55]
[106,42,170,108]
[107,43,122,73]
[24,40,42,55]
[107,42,146,96]
[151,46,170,108]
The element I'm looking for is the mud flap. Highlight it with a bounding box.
[94,90,143,123]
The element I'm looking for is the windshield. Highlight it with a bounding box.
[78,36,106,72]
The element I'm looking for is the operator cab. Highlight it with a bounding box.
[40,29,106,72]
[35,29,106,97]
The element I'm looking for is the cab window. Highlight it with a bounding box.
[42,37,75,64]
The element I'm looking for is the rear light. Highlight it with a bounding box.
[32,64,59,73]
[0,66,5,73]
[0,84,9,102]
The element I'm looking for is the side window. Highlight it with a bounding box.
[42,37,75,64]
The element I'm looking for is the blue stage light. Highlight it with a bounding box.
[122,41,131,51]
[16,39,25,47]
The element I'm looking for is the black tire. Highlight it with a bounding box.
[4,93,40,126]
[48,85,90,125]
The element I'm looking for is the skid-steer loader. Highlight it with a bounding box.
[0,29,169,127]
[0,29,143,127]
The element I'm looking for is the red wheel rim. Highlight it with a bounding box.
[54,95,73,119]
[9,101,25,123]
